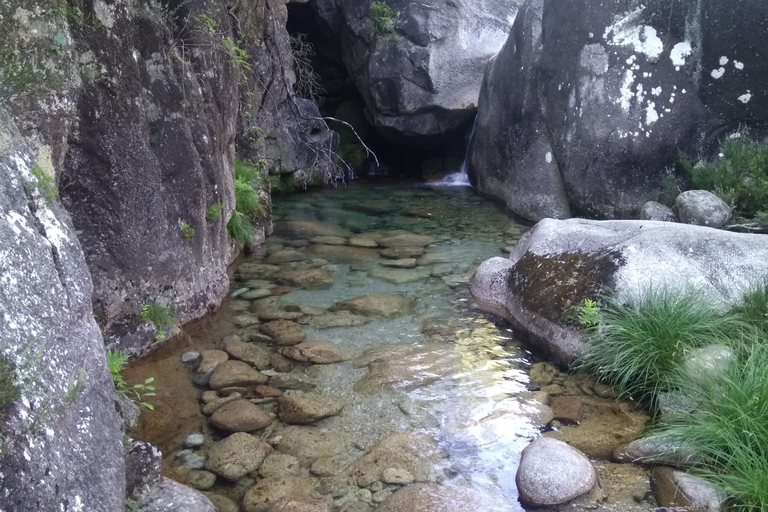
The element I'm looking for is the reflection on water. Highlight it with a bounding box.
[127,180,545,511]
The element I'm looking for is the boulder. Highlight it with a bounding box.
[242,476,316,512]
[278,391,345,424]
[335,0,520,143]
[209,400,273,432]
[272,426,352,466]
[471,218,768,365]
[209,361,269,390]
[273,268,334,290]
[137,477,216,512]
[468,0,756,221]
[516,438,596,506]
[280,341,350,364]
[330,293,414,318]
[640,201,677,222]
[652,467,725,511]
[676,190,731,228]
[205,433,271,482]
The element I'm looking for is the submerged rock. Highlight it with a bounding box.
[273,221,348,239]
[209,361,269,390]
[205,433,270,482]
[280,341,350,364]
[260,320,307,346]
[278,391,345,424]
[516,438,596,506]
[259,454,302,478]
[304,244,380,263]
[368,267,431,284]
[224,339,272,370]
[373,483,504,512]
[272,426,352,467]
[331,293,414,318]
[209,400,273,432]
[242,476,317,512]
[273,268,334,290]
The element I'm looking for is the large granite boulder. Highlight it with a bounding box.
[468,0,768,221]
[471,218,768,365]
[334,0,521,144]
[0,108,125,511]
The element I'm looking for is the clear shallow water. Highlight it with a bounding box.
[127,180,641,511]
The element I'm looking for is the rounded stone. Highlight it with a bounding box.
[516,437,596,506]
[223,339,272,370]
[675,190,731,228]
[258,453,302,478]
[260,320,306,346]
[197,349,229,374]
[186,469,216,490]
[278,391,345,424]
[209,400,273,432]
[640,201,677,222]
[380,467,414,485]
[205,432,270,482]
[280,341,349,364]
[209,361,269,390]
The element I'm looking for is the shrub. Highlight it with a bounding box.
[206,202,223,221]
[227,211,255,245]
[575,287,745,406]
[682,135,768,217]
[180,220,195,239]
[370,1,397,34]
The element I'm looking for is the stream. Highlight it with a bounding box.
[125,180,655,512]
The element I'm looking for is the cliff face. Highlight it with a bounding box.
[0,0,337,508]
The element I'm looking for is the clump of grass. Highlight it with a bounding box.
[206,202,223,221]
[26,163,59,203]
[654,340,768,511]
[728,279,768,335]
[180,220,195,239]
[138,302,176,339]
[234,180,264,218]
[0,355,20,411]
[681,135,768,217]
[575,287,744,406]
[370,1,397,34]
[227,211,255,245]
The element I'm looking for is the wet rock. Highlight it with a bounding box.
[187,470,217,490]
[278,391,345,424]
[259,454,302,478]
[306,312,371,328]
[380,468,414,485]
[305,244,380,263]
[373,483,498,512]
[381,247,425,259]
[181,351,200,363]
[271,495,334,512]
[266,249,308,264]
[285,304,328,316]
[242,289,273,300]
[224,339,272,370]
[270,373,318,391]
[258,310,304,321]
[205,432,270,482]
[137,477,216,512]
[371,490,393,504]
[201,393,241,415]
[176,450,206,469]
[550,396,585,425]
[442,275,470,287]
[273,268,334,291]
[416,252,452,265]
[652,466,725,511]
[311,235,347,245]
[530,362,560,387]
[640,201,677,222]
[255,385,283,398]
[242,476,316,512]
[204,494,239,512]
[430,264,454,277]
[382,258,418,269]
[539,384,565,396]
[260,320,306,346]
[197,350,230,374]
[272,426,352,466]
[349,237,379,248]
[270,353,297,373]
[336,432,442,487]
[676,190,731,228]
[369,267,431,284]
[613,434,703,466]
[544,398,648,459]
[200,391,219,404]
[517,438,596,506]
[353,344,461,394]
[310,457,340,477]
[274,221,348,239]
[280,341,350,364]
[184,433,205,448]
[231,287,249,298]
[378,234,439,248]
[232,314,262,327]
[238,263,281,279]
[331,293,414,319]
[209,400,273,432]
[209,361,269,390]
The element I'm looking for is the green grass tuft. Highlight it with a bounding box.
[370,1,397,34]
[729,279,768,335]
[682,135,768,217]
[0,355,20,411]
[234,159,263,184]
[180,220,195,239]
[234,180,264,218]
[227,211,255,245]
[575,287,746,406]
[206,202,223,221]
[138,302,176,330]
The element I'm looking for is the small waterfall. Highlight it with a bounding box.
[431,116,477,187]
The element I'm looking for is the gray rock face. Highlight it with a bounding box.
[471,218,768,365]
[640,201,677,222]
[683,344,735,381]
[468,0,766,221]
[516,437,596,506]
[0,108,125,512]
[137,477,216,512]
[676,190,731,228]
[335,0,521,143]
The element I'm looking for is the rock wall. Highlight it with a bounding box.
[320,0,521,145]
[468,0,768,221]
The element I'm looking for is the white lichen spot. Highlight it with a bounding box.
[646,102,659,125]
[738,91,752,104]
[670,42,692,67]
[93,0,116,29]
[651,86,662,96]
[734,60,744,70]
[719,56,729,66]
[711,67,725,79]
[545,152,553,163]
[618,69,634,111]
[609,23,664,61]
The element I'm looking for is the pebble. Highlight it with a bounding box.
[184,433,205,448]
[187,469,217,490]
[381,467,414,485]
[230,287,249,298]
[176,449,206,469]
[181,351,200,363]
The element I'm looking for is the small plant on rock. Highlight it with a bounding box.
[227,211,255,245]
[106,350,156,410]
[138,302,176,340]
[180,220,195,239]
[0,355,20,412]
[370,1,397,34]
[206,202,223,221]
[577,298,600,328]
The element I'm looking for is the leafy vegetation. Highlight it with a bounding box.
[370,1,397,34]
[106,350,156,410]
[25,164,59,203]
[576,298,600,328]
[227,159,266,245]
[227,211,256,245]
[180,220,195,240]
[681,135,768,217]
[0,355,20,412]
[206,202,223,221]
[138,302,176,339]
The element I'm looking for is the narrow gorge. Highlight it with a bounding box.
[1,0,766,511]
